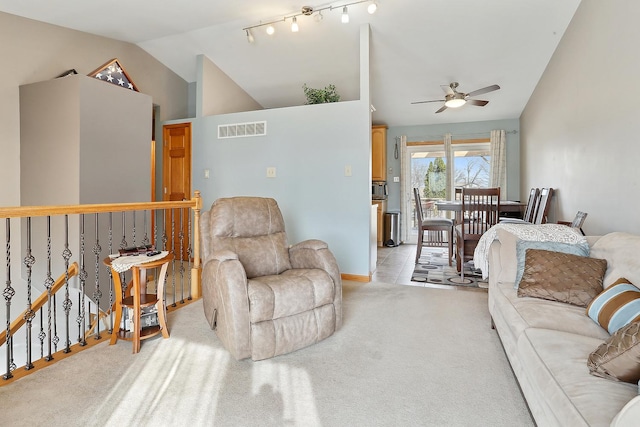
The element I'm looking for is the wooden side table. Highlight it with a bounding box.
[105,252,173,353]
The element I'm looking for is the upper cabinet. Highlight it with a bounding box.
[371,125,387,181]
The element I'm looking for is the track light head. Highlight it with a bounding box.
[341,6,349,23]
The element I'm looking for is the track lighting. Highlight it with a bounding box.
[341,6,349,23]
[245,29,254,43]
[242,0,379,40]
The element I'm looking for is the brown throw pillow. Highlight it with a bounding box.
[517,249,607,307]
[588,321,640,383]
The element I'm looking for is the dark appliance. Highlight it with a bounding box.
[372,181,388,200]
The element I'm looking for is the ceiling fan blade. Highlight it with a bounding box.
[441,84,455,95]
[467,99,489,107]
[411,99,445,104]
[466,84,500,97]
[435,105,448,114]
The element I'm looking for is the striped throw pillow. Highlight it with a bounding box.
[587,278,640,334]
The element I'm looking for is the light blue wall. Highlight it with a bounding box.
[385,119,521,211]
[191,100,372,276]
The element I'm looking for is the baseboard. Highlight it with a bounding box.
[341,273,371,282]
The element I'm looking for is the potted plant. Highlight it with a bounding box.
[302,84,341,104]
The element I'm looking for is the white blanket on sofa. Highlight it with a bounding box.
[474,223,587,279]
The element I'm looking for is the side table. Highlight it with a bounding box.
[105,252,173,353]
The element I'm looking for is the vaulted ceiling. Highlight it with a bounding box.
[0,0,582,126]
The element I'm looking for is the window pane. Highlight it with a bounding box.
[453,146,490,188]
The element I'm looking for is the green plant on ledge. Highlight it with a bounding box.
[303,83,341,104]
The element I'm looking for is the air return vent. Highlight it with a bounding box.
[218,121,267,139]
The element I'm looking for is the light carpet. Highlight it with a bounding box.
[412,248,488,288]
[1,282,532,427]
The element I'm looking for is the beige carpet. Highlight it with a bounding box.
[1,281,533,427]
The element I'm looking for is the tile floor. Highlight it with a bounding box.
[371,243,486,292]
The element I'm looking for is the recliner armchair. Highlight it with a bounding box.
[200,196,342,360]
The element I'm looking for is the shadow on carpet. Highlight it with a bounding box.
[411,248,488,288]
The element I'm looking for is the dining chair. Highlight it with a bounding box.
[454,187,500,281]
[533,187,554,224]
[413,188,454,265]
[558,211,587,235]
[499,187,539,224]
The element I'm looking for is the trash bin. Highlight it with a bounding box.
[384,212,400,247]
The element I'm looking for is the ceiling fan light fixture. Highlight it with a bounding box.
[444,94,466,108]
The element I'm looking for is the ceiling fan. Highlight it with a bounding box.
[411,82,501,113]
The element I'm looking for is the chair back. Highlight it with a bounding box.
[522,187,540,222]
[460,187,501,237]
[533,188,554,224]
[201,197,292,278]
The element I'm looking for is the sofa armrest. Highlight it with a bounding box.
[289,239,342,328]
[201,250,252,360]
[611,395,640,427]
[488,240,503,290]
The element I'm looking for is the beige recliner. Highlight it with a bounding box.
[200,196,342,360]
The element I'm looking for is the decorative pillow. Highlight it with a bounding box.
[517,249,607,307]
[586,278,640,334]
[514,240,590,288]
[588,320,640,384]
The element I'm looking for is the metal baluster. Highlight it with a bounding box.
[3,219,15,380]
[92,213,102,340]
[142,210,149,247]
[44,217,54,361]
[23,218,36,370]
[171,209,176,308]
[162,211,167,251]
[52,293,58,353]
[38,307,44,359]
[132,211,136,247]
[187,210,193,301]
[62,215,73,353]
[120,212,127,250]
[179,208,185,304]
[107,213,113,333]
[77,215,87,346]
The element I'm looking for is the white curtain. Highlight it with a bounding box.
[399,135,408,242]
[444,133,453,200]
[489,129,507,198]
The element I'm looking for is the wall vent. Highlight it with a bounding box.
[218,121,267,139]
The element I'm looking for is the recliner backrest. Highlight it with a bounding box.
[202,197,292,278]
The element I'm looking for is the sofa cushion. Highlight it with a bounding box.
[588,321,640,384]
[514,240,590,288]
[518,328,637,426]
[247,268,334,323]
[590,232,640,288]
[492,281,610,342]
[517,249,607,307]
[587,278,640,334]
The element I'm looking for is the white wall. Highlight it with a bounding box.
[520,0,640,235]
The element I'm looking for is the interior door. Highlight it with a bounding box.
[162,122,192,260]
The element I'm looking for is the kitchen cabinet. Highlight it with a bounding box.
[371,125,387,181]
[372,200,387,247]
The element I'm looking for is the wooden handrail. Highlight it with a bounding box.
[0,262,79,346]
[0,199,196,219]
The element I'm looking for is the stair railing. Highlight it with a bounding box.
[0,191,202,384]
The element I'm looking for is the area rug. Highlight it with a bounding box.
[411,248,488,288]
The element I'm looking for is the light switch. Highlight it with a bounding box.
[345,165,352,176]
[204,169,210,179]
[266,167,276,178]
[393,176,400,183]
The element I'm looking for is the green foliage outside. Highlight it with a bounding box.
[302,84,341,104]
[423,157,446,199]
